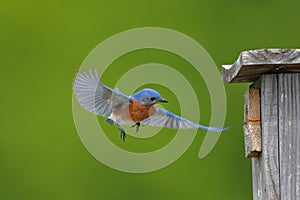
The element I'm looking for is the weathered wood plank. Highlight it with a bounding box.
[252,74,280,200]
[278,73,300,200]
[244,87,262,158]
[222,49,300,83]
[252,157,262,200]
[222,49,300,200]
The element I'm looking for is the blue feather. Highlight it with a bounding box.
[132,89,162,102]
[141,107,229,132]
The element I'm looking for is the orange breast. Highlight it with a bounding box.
[129,98,154,122]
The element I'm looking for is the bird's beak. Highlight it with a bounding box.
[158,98,168,103]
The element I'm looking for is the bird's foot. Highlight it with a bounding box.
[117,124,126,141]
[105,118,114,125]
[120,130,126,141]
[131,122,140,134]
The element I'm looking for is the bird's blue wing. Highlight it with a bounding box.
[140,107,229,132]
[73,68,130,117]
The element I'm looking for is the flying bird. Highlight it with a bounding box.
[73,68,229,141]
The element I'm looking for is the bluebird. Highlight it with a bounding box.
[73,68,229,141]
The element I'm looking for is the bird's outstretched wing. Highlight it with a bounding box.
[73,68,130,117]
[140,107,229,132]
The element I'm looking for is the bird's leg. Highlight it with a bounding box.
[135,122,140,133]
[106,119,126,141]
[131,122,141,134]
[116,124,126,141]
[105,118,114,125]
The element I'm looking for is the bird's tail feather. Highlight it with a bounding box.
[198,124,230,132]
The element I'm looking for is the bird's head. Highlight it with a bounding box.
[132,88,168,105]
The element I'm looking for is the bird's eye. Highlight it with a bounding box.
[149,97,156,101]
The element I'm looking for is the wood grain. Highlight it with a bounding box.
[244,87,261,158]
[222,49,300,199]
[222,49,300,83]
[252,74,280,200]
[278,73,300,200]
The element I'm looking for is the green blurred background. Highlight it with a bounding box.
[1,0,300,199]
